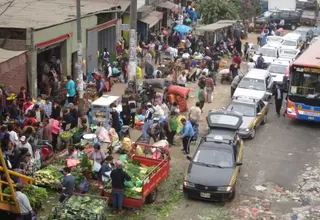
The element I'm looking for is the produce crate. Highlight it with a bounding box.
[52,194,108,220]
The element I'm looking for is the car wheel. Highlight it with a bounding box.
[230,188,236,200]
[146,188,158,203]
[249,127,256,139]
[261,114,267,125]
[291,24,296,30]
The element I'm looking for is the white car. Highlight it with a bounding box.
[253,44,280,68]
[281,33,303,50]
[278,48,300,60]
[267,59,291,84]
[233,69,273,101]
[266,36,284,46]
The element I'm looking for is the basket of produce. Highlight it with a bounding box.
[59,131,74,142]
[103,160,155,199]
[3,184,48,211]
[53,195,108,220]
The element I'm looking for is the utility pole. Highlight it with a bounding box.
[128,0,137,90]
[76,0,84,116]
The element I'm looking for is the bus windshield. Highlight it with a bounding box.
[290,72,320,98]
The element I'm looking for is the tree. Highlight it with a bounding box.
[198,0,240,25]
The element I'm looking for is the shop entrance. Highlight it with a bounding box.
[37,43,62,98]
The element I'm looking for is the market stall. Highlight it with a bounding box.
[91,95,121,129]
[101,142,170,209]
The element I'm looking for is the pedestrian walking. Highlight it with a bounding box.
[231,74,244,98]
[197,87,205,112]
[59,167,75,203]
[180,118,194,154]
[142,102,154,140]
[273,84,284,117]
[167,112,178,146]
[205,74,214,103]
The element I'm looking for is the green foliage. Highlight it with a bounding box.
[4,185,48,211]
[198,0,240,25]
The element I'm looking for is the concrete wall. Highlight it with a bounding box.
[33,15,98,75]
[0,39,26,51]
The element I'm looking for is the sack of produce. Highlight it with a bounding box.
[122,137,132,152]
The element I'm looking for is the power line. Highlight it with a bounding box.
[0,0,14,17]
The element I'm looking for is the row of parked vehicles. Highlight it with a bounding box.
[183,26,319,202]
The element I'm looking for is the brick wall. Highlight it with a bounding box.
[0,39,27,51]
[0,64,27,94]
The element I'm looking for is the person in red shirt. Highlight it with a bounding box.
[232,52,242,68]
[23,98,33,113]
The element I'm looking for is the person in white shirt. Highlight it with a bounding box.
[8,123,19,147]
[279,18,285,28]
[15,183,33,219]
[189,102,201,126]
[177,71,187,87]
[247,58,255,72]
[182,51,190,59]
[18,136,34,158]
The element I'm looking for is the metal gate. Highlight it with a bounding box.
[86,29,98,73]
[98,26,116,55]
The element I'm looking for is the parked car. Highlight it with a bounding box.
[300,10,317,26]
[254,10,301,31]
[183,110,244,201]
[227,97,269,139]
[232,69,273,101]
[253,44,280,68]
[293,27,314,43]
[267,59,292,84]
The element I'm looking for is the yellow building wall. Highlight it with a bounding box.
[33,16,98,75]
[122,14,130,43]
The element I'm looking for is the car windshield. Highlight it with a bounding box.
[294,30,307,38]
[228,103,255,117]
[268,65,288,74]
[193,148,234,168]
[280,49,298,58]
[290,71,320,98]
[267,36,284,44]
[263,11,273,18]
[258,48,277,57]
[283,40,297,47]
[238,78,265,91]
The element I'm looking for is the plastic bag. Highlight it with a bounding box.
[93,161,102,172]
[67,159,80,168]
[122,137,132,152]
[78,179,89,193]
[135,146,144,156]
[119,154,127,162]
[112,143,122,153]
[124,181,134,188]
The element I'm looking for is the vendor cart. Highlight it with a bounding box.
[91,95,121,129]
[101,142,170,209]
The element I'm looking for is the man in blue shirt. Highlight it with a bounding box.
[180,118,194,154]
[313,25,319,36]
[66,75,76,103]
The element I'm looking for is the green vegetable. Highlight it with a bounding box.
[79,154,93,171]
[4,184,48,211]
[55,195,107,220]
[34,165,63,189]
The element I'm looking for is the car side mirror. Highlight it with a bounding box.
[266,92,272,96]
[257,112,263,116]
[236,162,243,166]
[187,156,192,161]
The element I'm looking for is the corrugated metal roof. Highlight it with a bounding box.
[0,48,26,64]
[139,11,163,27]
[197,20,237,32]
[157,1,178,10]
[0,0,130,29]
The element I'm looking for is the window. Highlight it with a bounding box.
[271,12,280,18]
[268,65,288,74]
[290,12,300,17]
[283,40,297,47]
[256,104,261,114]
[209,114,240,126]
[266,76,271,88]
[281,12,290,18]
[258,100,265,110]
[238,78,266,91]
[228,103,255,117]
[193,148,234,168]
